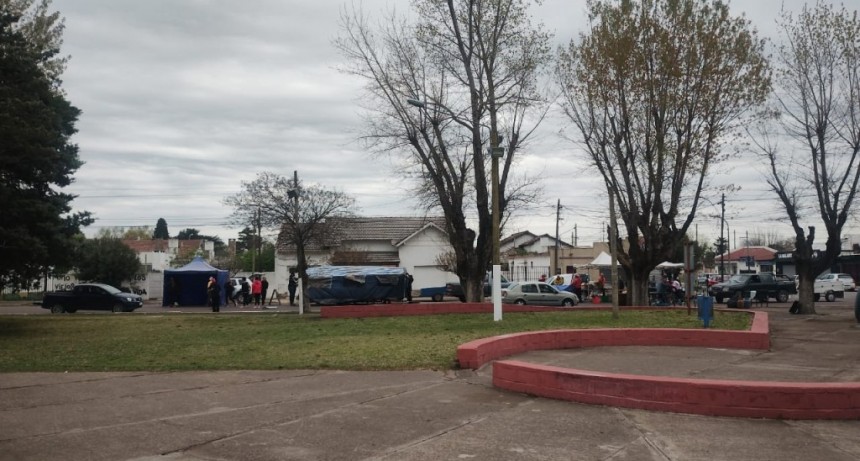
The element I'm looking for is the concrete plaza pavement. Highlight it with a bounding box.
[1,295,859,460]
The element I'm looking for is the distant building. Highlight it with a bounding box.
[716,246,777,275]
[275,216,454,294]
[121,238,215,271]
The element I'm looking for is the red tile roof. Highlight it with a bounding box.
[723,246,777,262]
[121,239,206,254]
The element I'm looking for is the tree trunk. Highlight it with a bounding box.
[296,242,310,312]
[796,273,815,314]
[628,266,652,306]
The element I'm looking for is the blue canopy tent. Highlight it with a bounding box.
[306,266,407,305]
[162,257,229,307]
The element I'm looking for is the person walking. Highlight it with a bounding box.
[224,279,237,307]
[288,269,298,306]
[261,276,269,307]
[252,276,262,307]
[207,276,221,313]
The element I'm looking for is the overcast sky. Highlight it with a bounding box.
[53,0,858,249]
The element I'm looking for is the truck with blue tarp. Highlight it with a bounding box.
[306,266,408,305]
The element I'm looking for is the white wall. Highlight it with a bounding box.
[274,250,329,294]
[44,271,164,300]
[138,251,171,271]
[398,227,457,289]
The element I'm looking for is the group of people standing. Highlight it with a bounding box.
[208,275,269,312]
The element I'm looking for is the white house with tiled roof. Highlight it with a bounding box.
[500,231,574,278]
[275,216,456,294]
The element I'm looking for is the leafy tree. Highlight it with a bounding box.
[176,228,201,240]
[96,227,124,239]
[0,4,91,289]
[239,241,275,272]
[754,1,860,314]
[74,238,141,289]
[153,218,169,239]
[122,226,151,240]
[236,226,255,252]
[556,0,771,305]
[336,0,551,302]
[224,171,355,310]
[1,0,67,81]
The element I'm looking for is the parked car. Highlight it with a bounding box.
[813,275,844,302]
[41,283,144,313]
[697,273,717,285]
[817,273,856,292]
[502,281,579,307]
[445,272,511,302]
[707,273,797,304]
[707,274,730,287]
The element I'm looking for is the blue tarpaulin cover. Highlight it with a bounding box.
[306,266,407,305]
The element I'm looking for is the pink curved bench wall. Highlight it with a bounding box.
[457,312,860,420]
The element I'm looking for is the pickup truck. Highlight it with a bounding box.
[813,276,845,302]
[708,273,797,304]
[445,273,511,302]
[41,283,144,313]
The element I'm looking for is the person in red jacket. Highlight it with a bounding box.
[251,276,263,307]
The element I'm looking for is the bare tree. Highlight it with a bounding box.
[557,0,771,305]
[335,0,552,302]
[745,228,785,248]
[754,2,860,315]
[224,171,356,310]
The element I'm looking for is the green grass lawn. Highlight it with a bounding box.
[0,310,750,372]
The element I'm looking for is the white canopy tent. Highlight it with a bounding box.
[656,261,685,269]
[588,251,619,267]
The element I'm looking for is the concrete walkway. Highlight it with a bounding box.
[1,296,859,460]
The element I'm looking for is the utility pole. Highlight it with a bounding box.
[554,200,561,274]
[574,224,578,247]
[252,206,260,273]
[289,170,303,314]
[609,191,619,318]
[720,193,726,277]
[489,128,505,321]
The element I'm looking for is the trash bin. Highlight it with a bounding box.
[697,295,714,328]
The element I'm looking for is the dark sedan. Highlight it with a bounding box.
[41,283,144,313]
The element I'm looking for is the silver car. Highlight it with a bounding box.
[502,281,579,307]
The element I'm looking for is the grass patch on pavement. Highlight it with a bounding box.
[0,309,750,372]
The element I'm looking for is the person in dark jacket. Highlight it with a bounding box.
[224,279,237,307]
[405,272,414,302]
[240,278,250,306]
[261,276,269,306]
[207,276,221,312]
[288,269,298,306]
